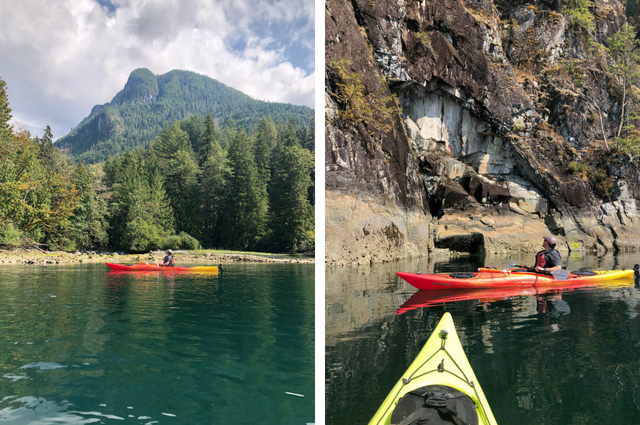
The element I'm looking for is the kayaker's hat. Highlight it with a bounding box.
[543,236,557,246]
[166,249,173,254]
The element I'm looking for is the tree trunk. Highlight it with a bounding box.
[617,74,628,138]
[585,92,610,151]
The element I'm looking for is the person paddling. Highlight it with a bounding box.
[526,236,561,273]
[160,249,175,267]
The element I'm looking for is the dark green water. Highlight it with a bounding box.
[0,263,314,424]
[326,253,640,425]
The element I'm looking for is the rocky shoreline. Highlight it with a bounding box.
[0,248,315,265]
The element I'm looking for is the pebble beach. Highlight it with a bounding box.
[0,247,315,265]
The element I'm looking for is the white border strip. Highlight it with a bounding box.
[314,0,326,422]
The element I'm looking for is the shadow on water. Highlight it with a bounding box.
[326,252,640,425]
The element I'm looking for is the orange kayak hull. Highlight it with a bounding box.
[105,263,219,273]
[397,269,633,290]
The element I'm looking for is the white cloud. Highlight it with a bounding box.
[0,0,314,139]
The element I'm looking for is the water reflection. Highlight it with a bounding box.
[396,281,633,314]
[537,293,570,332]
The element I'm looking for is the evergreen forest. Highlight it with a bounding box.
[0,77,315,254]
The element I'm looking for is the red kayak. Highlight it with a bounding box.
[106,263,220,273]
[396,279,633,314]
[396,268,634,290]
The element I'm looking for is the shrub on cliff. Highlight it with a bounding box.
[568,161,589,178]
[568,161,614,200]
[329,58,399,138]
[561,0,595,31]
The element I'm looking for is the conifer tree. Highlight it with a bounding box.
[105,151,144,247]
[262,117,278,150]
[268,119,299,198]
[296,126,309,151]
[200,113,230,247]
[122,175,164,251]
[279,119,300,148]
[253,117,275,188]
[105,150,174,251]
[152,121,202,240]
[220,118,236,151]
[0,76,314,252]
[181,114,206,154]
[223,128,267,249]
[300,117,315,152]
[199,113,219,166]
[36,125,71,175]
[147,161,175,232]
[0,77,13,142]
[269,144,314,252]
[69,164,109,248]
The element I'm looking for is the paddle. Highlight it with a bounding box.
[550,269,569,280]
[507,261,569,281]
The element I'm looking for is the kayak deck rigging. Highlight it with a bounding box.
[369,312,497,425]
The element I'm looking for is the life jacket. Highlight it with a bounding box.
[535,250,547,268]
[164,254,174,266]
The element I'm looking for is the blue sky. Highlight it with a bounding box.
[0,0,315,139]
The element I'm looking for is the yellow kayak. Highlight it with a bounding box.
[369,312,497,425]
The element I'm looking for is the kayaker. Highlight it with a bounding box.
[160,249,175,267]
[526,236,561,273]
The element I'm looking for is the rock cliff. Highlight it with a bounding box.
[325,0,640,265]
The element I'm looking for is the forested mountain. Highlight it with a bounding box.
[57,68,314,163]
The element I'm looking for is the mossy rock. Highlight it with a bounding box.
[569,241,582,251]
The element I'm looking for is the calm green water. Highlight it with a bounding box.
[326,253,640,425]
[0,263,314,424]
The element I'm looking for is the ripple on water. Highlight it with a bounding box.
[0,396,174,424]
[20,362,68,372]
[0,396,116,423]
[2,373,28,382]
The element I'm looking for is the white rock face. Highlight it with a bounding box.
[399,81,550,214]
[622,199,637,216]
[422,156,469,180]
[505,179,547,213]
[400,82,516,175]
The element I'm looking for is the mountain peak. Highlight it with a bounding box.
[111,68,159,105]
